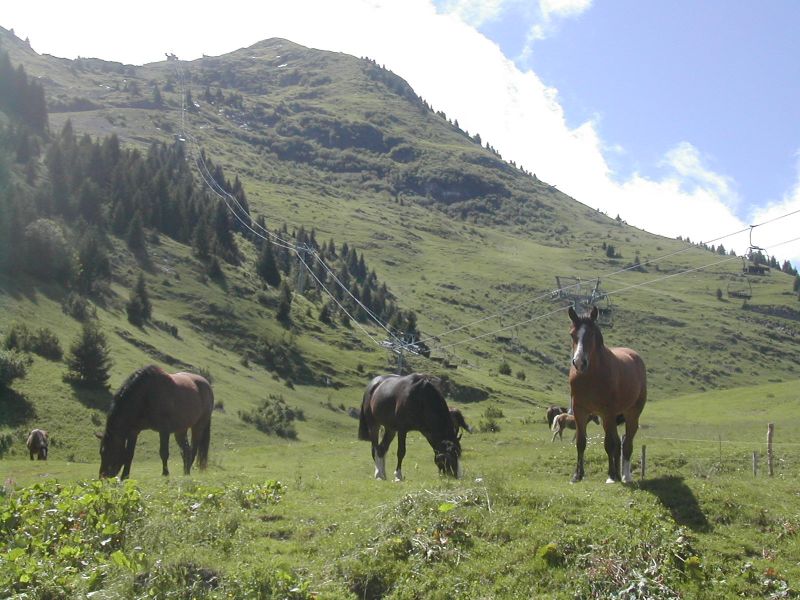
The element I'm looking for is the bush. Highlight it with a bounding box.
[498,360,511,375]
[23,218,76,284]
[64,322,112,387]
[3,324,62,361]
[61,292,96,321]
[239,394,302,439]
[515,370,526,381]
[0,350,30,387]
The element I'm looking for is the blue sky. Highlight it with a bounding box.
[3,0,799,264]
[471,0,800,212]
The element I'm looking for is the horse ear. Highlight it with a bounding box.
[590,305,599,321]
[568,306,579,324]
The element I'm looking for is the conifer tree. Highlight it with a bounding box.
[256,242,281,287]
[276,280,293,324]
[64,322,112,387]
[126,273,152,325]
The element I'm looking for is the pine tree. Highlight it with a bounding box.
[126,211,147,255]
[64,322,112,387]
[276,280,293,324]
[256,242,281,287]
[126,273,152,325]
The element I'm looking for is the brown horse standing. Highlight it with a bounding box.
[96,365,214,479]
[359,373,461,481]
[27,429,49,460]
[568,306,647,483]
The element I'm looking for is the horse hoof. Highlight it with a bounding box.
[622,475,633,484]
[605,478,618,484]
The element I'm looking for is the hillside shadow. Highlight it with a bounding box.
[0,387,36,426]
[639,476,712,533]
[67,383,113,412]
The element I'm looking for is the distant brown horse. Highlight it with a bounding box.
[450,408,472,438]
[551,412,600,442]
[96,365,214,479]
[568,306,647,483]
[359,373,461,481]
[27,429,49,460]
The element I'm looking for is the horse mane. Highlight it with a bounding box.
[108,365,166,429]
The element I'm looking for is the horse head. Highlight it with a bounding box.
[434,439,462,478]
[568,305,603,374]
[96,431,126,478]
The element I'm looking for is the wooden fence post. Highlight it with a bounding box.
[641,445,646,481]
[767,423,774,477]
[752,451,758,477]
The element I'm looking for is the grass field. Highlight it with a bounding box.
[3,378,799,598]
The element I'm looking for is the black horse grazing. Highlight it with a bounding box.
[450,408,473,438]
[26,429,49,460]
[358,373,462,480]
[546,405,568,428]
[568,306,647,483]
[96,365,214,479]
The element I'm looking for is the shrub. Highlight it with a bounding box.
[0,350,31,387]
[23,218,76,284]
[61,292,96,321]
[498,360,512,376]
[239,394,302,439]
[515,370,526,381]
[479,405,504,433]
[4,323,62,359]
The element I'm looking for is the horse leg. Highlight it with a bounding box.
[375,429,396,481]
[621,414,640,483]
[121,433,138,480]
[394,431,407,482]
[602,416,622,483]
[175,430,192,475]
[159,431,170,476]
[571,413,587,483]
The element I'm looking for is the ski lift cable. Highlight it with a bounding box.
[170,56,402,348]
[434,233,800,353]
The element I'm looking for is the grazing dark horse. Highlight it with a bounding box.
[568,306,647,483]
[96,365,214,479]
[26,429,49,460]
[450,408,472,438]
[358,373,462,480]
[546,405,568,428]
[551,413,599,442]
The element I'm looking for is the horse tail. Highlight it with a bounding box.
[358,385,373,441]
[196,418,211,469]
[197,379,214,469]
[358,403,371,441]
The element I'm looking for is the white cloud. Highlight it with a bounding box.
[436,0,507,27]
[540,0,593,20]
